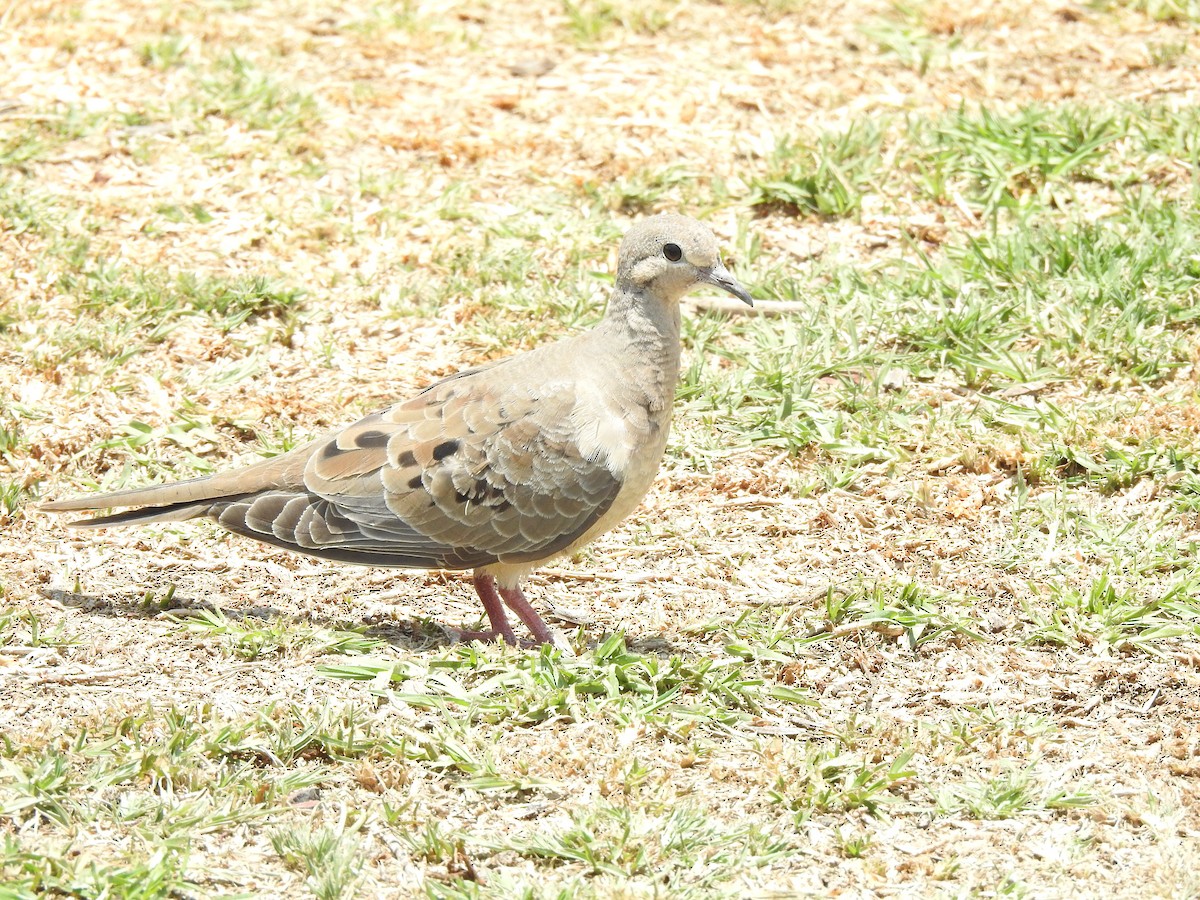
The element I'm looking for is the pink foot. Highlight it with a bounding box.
[471,573,518,645]
[497,583,569,650]
[469,572,569,649]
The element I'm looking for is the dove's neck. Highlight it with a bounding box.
[597,283,682,409]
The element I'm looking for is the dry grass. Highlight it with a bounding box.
[3,0,1200,897]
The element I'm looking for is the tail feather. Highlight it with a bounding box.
[39,473,226,515]
[63,500,222,529]
[39,440,318,523]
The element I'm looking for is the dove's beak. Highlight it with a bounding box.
[704,261,754,307]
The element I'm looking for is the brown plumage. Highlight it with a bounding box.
[40,214,754,646]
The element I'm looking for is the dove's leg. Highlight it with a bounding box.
[496,584,558,646]
[466,572,518,645]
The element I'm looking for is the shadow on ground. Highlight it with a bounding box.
[40,586,442,651]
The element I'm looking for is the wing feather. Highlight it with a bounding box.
[204,364,625,569]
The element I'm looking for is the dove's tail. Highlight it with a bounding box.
[38,443,315,529]
[38,476,236,529]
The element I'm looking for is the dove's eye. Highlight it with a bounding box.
[663,243,682,262]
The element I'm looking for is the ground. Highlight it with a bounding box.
[2,0,1200,897]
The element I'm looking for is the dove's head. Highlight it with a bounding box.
[616,214,754,307]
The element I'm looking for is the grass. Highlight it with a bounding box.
[745,103,1198,224]
[191,51,321,134]
[560,0,675,43]
[322,633,811,734]
[61,260,306,334]
[271,819,365,900]
[179,607,388,660]
[0,104,100,168]
[858,17,970,75]
[0,702,346,898]
[936,765,1098,819]
[1093,0,1200,23]
[0,607,78,650]
[5,0,1200,895]
[767,743,916,819]
[687,114,1200,471]
[1025,570,1200,652]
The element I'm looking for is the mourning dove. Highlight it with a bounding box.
[40,214,754,646]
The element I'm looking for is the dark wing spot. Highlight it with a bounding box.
[321,441,347,459]
[395,449,417,468]
[432,439,460,461]
[407,475,424,490]
[472,480,511,510]
[454,489,472,505]
[354,429,390,449]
